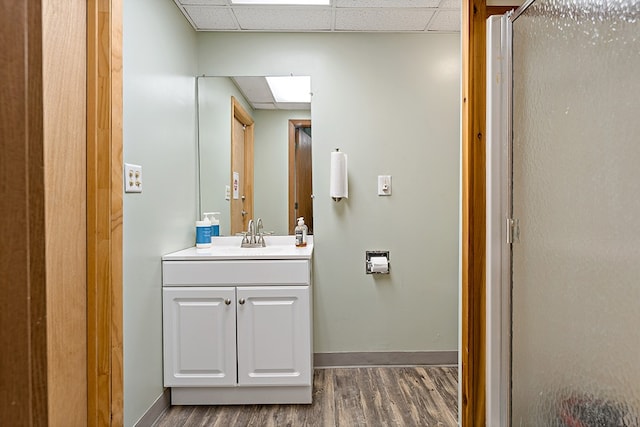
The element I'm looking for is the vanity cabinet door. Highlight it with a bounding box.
[236,286,311,386]
[163,287,236,387]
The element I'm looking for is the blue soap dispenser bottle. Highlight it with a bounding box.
[203,212,221,237]
[195,215,212,248]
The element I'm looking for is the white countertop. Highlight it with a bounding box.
[162,235,314,261]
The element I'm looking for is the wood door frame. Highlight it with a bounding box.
[80,0,522,424]
[87,0,123,425]
[230,97,255,234]
[461,2,518,425]
[288,119,312,235]
[1,1,114,425]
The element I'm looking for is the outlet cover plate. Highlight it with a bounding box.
[124,163,142,193]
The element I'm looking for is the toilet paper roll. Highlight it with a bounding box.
[330,151,348,199]
[370,256,389,274]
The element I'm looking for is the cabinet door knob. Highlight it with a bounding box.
[238,298,246,305]
[224,298,231,305]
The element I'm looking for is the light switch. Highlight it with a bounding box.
[378,175,391,196]
[124,163,142,193]
[225,185,231,201]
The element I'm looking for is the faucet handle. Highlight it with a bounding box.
[236,231,249,244]
[257,230,273,247]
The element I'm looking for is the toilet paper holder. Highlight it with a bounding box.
[366,251,390,274]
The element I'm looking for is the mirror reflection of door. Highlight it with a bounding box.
[230,97,254,235]
[288,119,313,235]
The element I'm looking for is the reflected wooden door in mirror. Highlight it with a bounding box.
[230,97,254,235]
[289,119,313,235]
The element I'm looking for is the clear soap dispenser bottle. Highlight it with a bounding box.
[295,217,308,247]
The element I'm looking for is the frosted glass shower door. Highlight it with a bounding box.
[510,0,640,425]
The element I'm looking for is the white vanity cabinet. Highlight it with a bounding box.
[162,286,237,387]
[161,248,313,406]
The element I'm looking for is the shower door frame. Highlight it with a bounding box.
[485,11,513,427]
[485,1,537,424]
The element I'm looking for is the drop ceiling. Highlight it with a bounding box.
[174,0,461,33]
[231,76,312,110]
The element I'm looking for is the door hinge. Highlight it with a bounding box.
[294,202,299,210]
[507,218,520,244]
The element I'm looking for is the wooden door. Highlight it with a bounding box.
[236,286,311,386]
[288,120,313,234]
[230,97,254,235]
[163,287,237,386]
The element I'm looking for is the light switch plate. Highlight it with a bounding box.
[225,185,231,201]
[378,175,391,196]
[124,163,142,193]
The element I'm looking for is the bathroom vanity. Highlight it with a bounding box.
[161,236,313,405]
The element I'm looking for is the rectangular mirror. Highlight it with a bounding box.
[197,76,312,236]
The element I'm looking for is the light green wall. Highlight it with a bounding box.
[122,0,197,425]
[197,33,460,353]
[123,8,460,424]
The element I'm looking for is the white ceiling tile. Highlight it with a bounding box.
[184,6,239,30]
[252,103,278,109]
[437,0,460,8]
[335,8,434,31]
[427,9,459,31]
[232,76,274,103]
[179,0,228,5]
[336,0,440,7]
[233,8,332,30]
[173,0,461,32]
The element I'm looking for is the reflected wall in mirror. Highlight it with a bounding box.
[197,76,312,236]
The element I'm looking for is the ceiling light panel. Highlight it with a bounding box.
[233,8,332,30]
[335,8,435,31]
[184,6,239,30]
[266,76,311,103]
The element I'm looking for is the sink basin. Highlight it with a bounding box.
[162,235,313,261]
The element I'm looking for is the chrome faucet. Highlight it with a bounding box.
[247,219,256,244]
[240,218,268,248]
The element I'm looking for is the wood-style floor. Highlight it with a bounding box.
[152,366,458,426]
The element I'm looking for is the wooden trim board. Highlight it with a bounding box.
[461,0,488,424]
[461,2,520,425]
[43,2,89,424]
[87,0,123,425]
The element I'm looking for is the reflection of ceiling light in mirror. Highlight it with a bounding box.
[231,0,329,4]
[266,76,311,103]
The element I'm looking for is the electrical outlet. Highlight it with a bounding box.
[378,175,391,196]
[124,163,142,193]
